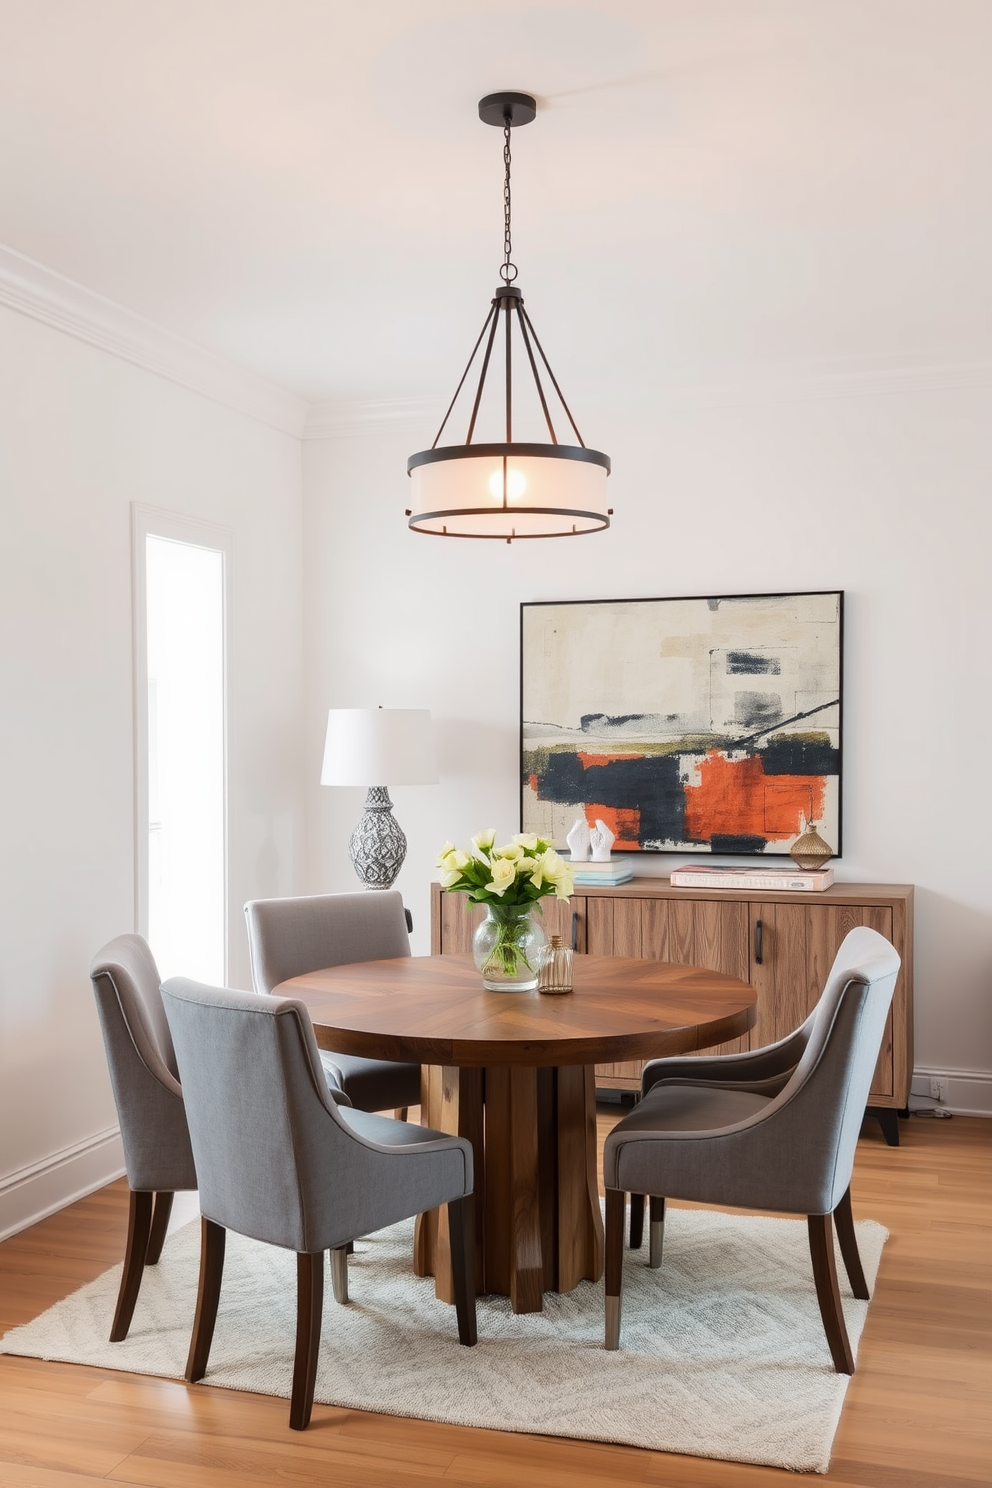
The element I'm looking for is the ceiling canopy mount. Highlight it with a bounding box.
[477,91,537,129]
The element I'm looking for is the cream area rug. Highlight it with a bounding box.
[0,1207,886,1474]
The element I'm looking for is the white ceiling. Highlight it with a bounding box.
[2,0,991,408]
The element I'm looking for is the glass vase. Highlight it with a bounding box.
[473,903,548,991]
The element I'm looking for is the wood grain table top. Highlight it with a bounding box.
[275,954,757,1068]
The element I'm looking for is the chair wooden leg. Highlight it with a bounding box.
[145,1191,175,1265]
[394,1107,409,1122]
[110,1189,154,1342]
[290,1252,324,1430]
[649,1195,666,1269]
[330,1246,349,1304]
[807,1213,855,1374]
[833,1185,869,1300]
[185,1218,226,1383]
[447,1195,478,1346]
[605,1188,626,1350]
[628,1193,645,1249]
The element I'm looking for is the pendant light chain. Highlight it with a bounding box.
[501,114,517,284]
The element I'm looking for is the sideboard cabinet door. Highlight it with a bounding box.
[586,895,750,1085]
[749,901,895,1098]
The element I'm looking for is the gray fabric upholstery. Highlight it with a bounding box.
[89,935,196,1193]
[316,1054,416,1114]
[161,978,472,1255]
[610,1084,773,1136]
[244,890,412,992]
[640,1017,812,1099]
[604,927,901,1216]
[243,891,421,1112]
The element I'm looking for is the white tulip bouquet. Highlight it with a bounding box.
[436,830,574,986]
[435,829,574,907]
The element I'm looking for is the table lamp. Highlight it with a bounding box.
[320,707,437,889]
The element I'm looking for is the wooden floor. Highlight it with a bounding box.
[1,1111,989,1487]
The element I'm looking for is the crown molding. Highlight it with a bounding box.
[304,395,439,441]
[304,356,992,441]
[0,243,308,438]
[5,240,988,445]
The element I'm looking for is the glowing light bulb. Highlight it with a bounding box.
[488,467,527,502]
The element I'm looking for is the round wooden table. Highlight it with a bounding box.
[276,953,756,1314]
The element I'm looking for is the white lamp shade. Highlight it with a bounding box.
[320,708,437,787]
[408,449,609,538]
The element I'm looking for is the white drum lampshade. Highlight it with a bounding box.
[320,709,437,889]
[407,445,610,539]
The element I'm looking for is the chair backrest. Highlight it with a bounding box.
[89,934,196,1192]
[243,890,411,995]
[161,977,376,1252]
[769,925,901,1209]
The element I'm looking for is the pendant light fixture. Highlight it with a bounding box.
[406,91,612,542]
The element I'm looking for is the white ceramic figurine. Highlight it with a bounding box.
[565,817,591,862]
[589,819,616,861]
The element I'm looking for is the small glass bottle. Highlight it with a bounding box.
[537,934,573,995]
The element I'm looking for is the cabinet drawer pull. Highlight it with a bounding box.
[754,918,763,965]
[571,911,579,951]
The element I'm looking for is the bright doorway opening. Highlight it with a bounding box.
[133,508,230,983]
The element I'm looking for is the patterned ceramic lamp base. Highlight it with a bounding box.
[348,786,408,889]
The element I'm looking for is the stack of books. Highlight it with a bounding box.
[669,864,834,892]
[569,856,635,886]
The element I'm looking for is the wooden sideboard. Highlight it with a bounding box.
[430,878,914,1127]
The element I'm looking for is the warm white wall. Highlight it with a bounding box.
[303,374,992,1093]
[0,303,305,1237]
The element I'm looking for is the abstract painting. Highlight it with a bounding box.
[521,591,842,856]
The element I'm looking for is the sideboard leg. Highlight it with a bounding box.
[866,1106,900,1146]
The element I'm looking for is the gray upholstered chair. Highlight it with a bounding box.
[244,890,421,1114]
[603,926,901,1372]
[89,934,197,1342]
[161,977,476,1431]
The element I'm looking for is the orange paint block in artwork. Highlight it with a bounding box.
[683,751,826,843]
[583,805,641,852]
[576,752,643,769]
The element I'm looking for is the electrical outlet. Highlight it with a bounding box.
[929,1076,948,1104]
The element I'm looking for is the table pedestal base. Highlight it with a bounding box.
[414,1064,604,1314]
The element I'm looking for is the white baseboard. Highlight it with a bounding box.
[908,1068,992,1119]
[0,1127,125,1243]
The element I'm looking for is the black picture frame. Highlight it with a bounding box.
[520,590,843,857]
